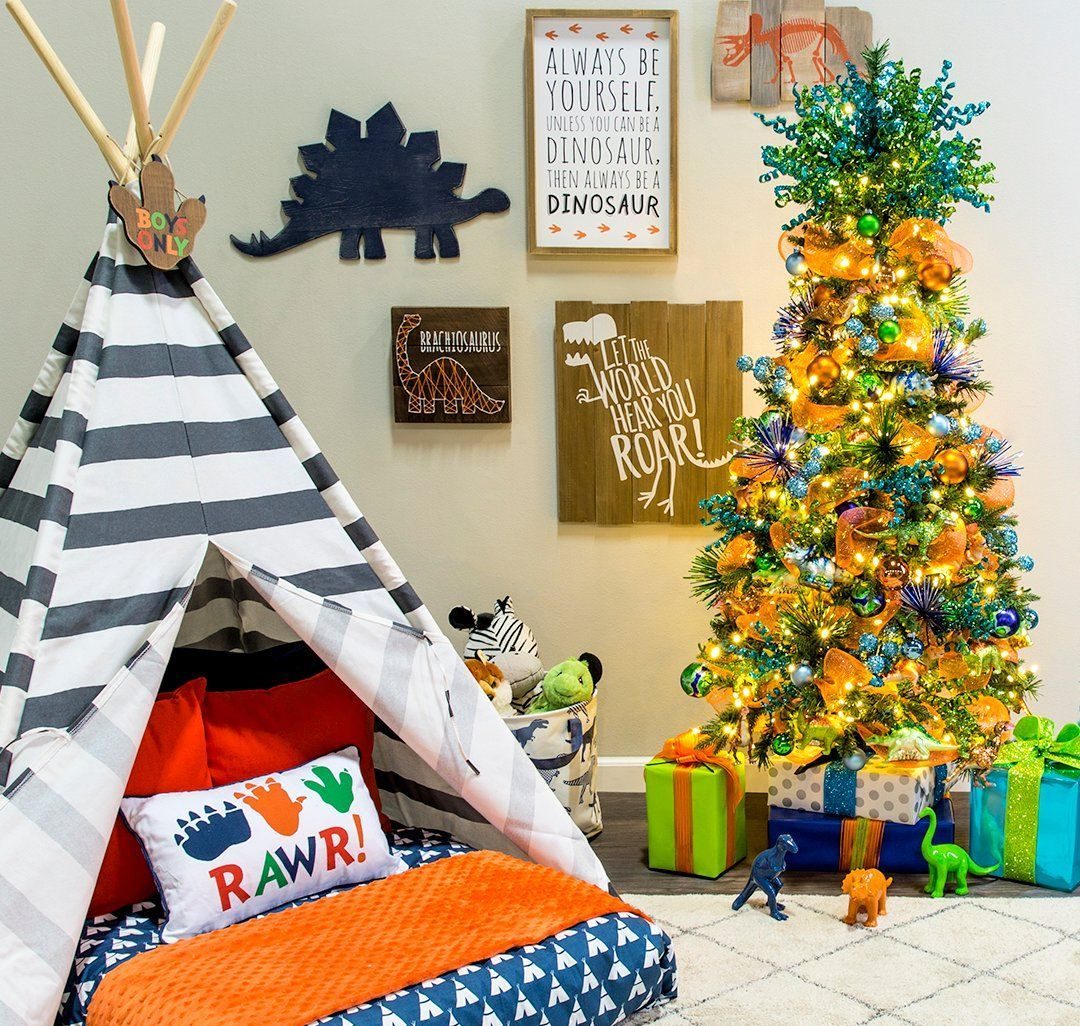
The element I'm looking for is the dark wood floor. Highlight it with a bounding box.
[592,792,1066,898]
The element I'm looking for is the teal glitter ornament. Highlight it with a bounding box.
[680,662,710,696]
[877,318,902,344]
[851,580,887,617]
[856,212,881,237]
[772,732,795,756]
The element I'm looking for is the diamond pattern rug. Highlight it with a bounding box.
[624,891,1079,1026]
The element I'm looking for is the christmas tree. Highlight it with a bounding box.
[685,46,1038,773]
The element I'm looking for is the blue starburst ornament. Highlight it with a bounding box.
[981,439,1023,480]
[931,329,983,390]
[900,581,947,636]
[734,419,807,484]
[772,290,817,351]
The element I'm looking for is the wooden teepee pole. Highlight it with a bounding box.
[148,0,237,158]
[122,21,165,178]
[110,0,153,160]
[6,0,129,180]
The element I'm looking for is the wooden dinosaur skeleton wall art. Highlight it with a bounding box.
[232,104,511,261]
[712,0,872,106]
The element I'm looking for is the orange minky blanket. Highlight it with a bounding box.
[88,851,640,1026]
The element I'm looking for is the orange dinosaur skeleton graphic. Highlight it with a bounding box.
[395,314,505,416]
[721,14,850,85]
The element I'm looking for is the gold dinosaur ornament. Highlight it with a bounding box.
[109,160,206,271]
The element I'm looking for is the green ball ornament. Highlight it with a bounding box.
[856,213,881,237]
[680,662,709,697]
[755,551,781,572]
[850,580,887,618]
[962,497,985,520]
[772,732,795,756]
[877,318,902,344]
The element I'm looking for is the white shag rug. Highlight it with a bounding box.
[624,891,1079,1026]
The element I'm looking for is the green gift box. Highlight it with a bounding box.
[645,746,746,877]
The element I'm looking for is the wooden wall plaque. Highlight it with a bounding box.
[712,1,872,106]
[391,307,510,424]
[555,301,742,524]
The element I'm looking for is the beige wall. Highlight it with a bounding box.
[0,0,1076,759]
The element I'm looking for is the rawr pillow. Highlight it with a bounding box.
[121,747,404,942]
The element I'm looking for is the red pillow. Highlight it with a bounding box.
[89,678,211,918]
[201,670,384,826]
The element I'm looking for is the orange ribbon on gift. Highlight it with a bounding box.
[656,731,744,874]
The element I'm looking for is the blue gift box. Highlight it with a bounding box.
[768,798,954,873]
[969,765,1080,892]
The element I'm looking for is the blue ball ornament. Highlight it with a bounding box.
[785,251,809,276]
[901,637,924,659]
[992,608,1021,639]
[790,663,815,687]
[1024,609,1039,630]
[850,581,887,617]
[927,414,952,437]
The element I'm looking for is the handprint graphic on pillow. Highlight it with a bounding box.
[304,765,355,813]
[108,158,206,271]
[234,777,306,836]
[173,802,251,862]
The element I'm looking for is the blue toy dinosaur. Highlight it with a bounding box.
[731,834,799,921]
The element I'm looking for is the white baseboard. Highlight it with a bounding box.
[599,755,970,794]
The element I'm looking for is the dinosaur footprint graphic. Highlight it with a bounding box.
[234,777,306,836]
[303,765,355,813]
[173,802,251,861]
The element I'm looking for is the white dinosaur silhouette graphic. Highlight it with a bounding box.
[562,314,734,516]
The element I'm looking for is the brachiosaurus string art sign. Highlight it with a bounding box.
[391,308,511,424]
[712,0,872,106]
[233,104,510,261]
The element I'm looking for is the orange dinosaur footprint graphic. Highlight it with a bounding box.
[234,777,306,836]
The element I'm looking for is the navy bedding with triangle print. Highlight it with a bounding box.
[61,829,676,1026]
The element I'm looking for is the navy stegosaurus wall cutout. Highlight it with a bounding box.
[231,103,510,261]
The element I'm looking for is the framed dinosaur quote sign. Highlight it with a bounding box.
[526,10,678,256]
[712,1,872,106]
[391,308,511,424]
[555,301,742,524]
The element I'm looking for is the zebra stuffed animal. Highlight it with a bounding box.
[449,596,543,703]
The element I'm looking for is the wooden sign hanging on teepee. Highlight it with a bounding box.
[109,159,206,270]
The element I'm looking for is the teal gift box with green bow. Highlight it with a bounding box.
[969,715,1080,891]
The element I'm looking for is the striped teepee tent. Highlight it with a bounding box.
[0,4,607,1026]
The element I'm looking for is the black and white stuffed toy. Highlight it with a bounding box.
[449,597,544,703]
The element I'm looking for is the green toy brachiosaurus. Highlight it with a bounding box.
[918,806,998,897]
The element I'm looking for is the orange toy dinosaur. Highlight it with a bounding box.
[842,867,892,928]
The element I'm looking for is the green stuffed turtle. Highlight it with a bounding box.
[527,653,602,713]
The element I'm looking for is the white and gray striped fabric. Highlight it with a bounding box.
[0,217,609,1026]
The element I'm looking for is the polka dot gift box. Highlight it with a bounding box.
[767,752,949,825]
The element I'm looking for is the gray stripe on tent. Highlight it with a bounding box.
[28,411,89,455]
[0,489,45,530]
[13,773,105,865]
[284,563,381,597]
[374,627,419,734]
[218,323,251,357]
[97,343,241,380]
[41,586,189,640]
[187,576,278,612]
[0,990,32,1026]
[177,257,206,288]
[80,417,288,464]
[262,390,296,427]
[180,625,292,653]
[1,653,33,693]
[52,322,80,357]
[19,686,102,732]
[390,582,422,614]
[0,453,18,490]
[203,490,334,536]
[94,257,195,299]
[19,390,52,426]
[311,598,350,666]
[0,571,22,617]
[302,452,339,492]
[23,566,56,608]
[0,875,71,984]
[345,517,379,550]
[72,332,104,367]
[71,705,136,778]
[374,769,488,824]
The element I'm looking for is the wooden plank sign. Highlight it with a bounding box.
[526,10,678,256]
[555,301,742,524]
[391,307,510,424]
[711,0,872,105]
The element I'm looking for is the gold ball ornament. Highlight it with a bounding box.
[877,555,910,589]
[917,256,954,292]
[935,448,970,485]
[807,354,841,389]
